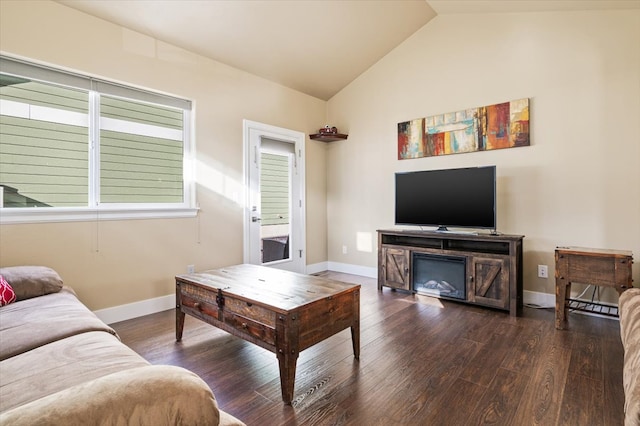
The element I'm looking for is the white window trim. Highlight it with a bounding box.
[0,206,198,224]
[0,207,198,225]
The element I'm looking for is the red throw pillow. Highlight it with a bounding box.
[0,275,17,306]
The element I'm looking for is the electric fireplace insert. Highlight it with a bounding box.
[412,253,466,300]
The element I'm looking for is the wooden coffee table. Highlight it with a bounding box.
[175,264,360,404]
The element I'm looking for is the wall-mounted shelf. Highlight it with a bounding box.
[310,133,348,142]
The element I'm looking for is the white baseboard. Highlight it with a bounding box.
[95,264,619,325]
[305,262,328,275]
[307,261,377,278]
[326,262,377,278]
[523,290,555,308]
[523,289,619,321]
[94,294,175,325]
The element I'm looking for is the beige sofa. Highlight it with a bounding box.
[0,266,245,426]
[620,287,640,426]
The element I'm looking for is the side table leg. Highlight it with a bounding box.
[555,280,570,330]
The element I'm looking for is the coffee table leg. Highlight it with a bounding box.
[175,282,185,341]
[351,323,360,360]
[277,348,299,404]
[276,313,300,404]
[351,290,360,359]
[176,308,185,341]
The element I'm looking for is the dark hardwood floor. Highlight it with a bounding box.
[110,272,625,425]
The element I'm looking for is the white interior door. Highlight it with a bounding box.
[243,120,305,273]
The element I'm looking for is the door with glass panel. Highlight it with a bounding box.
[244,120,305,273]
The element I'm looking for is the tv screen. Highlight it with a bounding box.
[395,166,496,231]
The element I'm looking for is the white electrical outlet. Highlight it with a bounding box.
[537,265,548,278]
[187,264,195,274]
[342,245,348,254]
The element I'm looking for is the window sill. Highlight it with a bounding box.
[0,206,199,224]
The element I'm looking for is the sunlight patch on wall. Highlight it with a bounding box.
[196,158,243,207]
[356,231,373,253]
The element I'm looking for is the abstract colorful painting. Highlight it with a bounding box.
[398,98,529,160]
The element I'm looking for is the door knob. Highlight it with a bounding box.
[252,216,261,222]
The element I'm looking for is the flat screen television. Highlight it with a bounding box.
[395,166,496,231]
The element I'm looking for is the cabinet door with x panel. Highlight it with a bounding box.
[468,255,510,310]
[379,246,411,291]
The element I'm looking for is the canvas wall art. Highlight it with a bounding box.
[398,98,529,160]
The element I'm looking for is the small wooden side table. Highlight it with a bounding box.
[555,246,634,329]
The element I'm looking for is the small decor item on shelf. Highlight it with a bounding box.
[319,125,338,135]
[310,126,348,142]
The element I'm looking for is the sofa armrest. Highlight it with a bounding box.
[0,365,242,426]
[619,288,640,426]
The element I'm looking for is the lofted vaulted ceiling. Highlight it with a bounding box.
[56,0,640,100]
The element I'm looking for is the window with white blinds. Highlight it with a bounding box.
[0,56,195,223]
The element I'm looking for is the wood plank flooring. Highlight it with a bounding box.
[110,272,625,425]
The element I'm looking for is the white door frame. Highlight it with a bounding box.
[242,119,306,273]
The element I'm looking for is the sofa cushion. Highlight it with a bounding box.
[0,266,63,301]
[0,331,150,413]
[0,275,17,306]
[0,287,118,361]
[0,365,232,426]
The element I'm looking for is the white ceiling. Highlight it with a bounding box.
[56,0,640,100]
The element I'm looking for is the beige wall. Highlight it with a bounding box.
[327,10,640,301]
[0,1,327,310]
[2,3,638,311]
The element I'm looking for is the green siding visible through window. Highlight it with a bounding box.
[101,96,183,130]
[99,96,183,204]
[100,130,183,203]
[260,153,289,226]
[0,79,89,207]
[0,80,88,114]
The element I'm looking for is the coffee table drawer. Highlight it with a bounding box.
[224,311,276,345]
[179,282,221,320]
[181,294,220,320]
[224,296,276,327]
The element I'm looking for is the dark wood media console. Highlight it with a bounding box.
[377,229,524,316]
